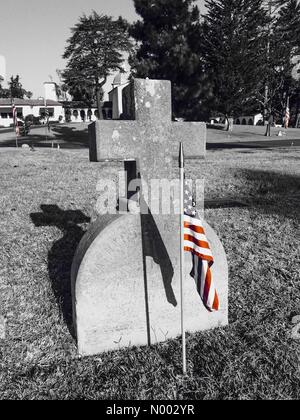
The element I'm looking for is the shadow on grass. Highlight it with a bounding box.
[238,169,300,220]
[0,124,89,149]
[30,205,90,337]
[207,139,300,150]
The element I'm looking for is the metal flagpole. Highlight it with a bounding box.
[12,98,18,148]
[179,142,187,375]
[15,129,18,149]
[44,90,51,147]
[44,97,47,141]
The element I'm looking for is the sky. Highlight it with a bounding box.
[0,0,206,98]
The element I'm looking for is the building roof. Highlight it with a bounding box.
[0,99,62,107]
[112,72,123,86]
[112,71,130,88]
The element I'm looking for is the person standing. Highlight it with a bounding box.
[265,112,274,137]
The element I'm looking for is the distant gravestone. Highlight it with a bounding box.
[72,79,228,356]
[0,316,6,340]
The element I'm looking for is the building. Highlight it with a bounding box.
[235,114,263,126]
[0,98,63,128]
[45,81,113,123]
[63,101,112,123]
[108,72,130,119]
[210,113,264,126]
[0,80,115,127]
[44,82,59,102]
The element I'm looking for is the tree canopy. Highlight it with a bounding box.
[0,75,32,99]
[201,0,270,120]
[62,12,132,114]
[59,2,300,126]
[129,0,212,121]
[259,0,300,122]
[0,76,9,98]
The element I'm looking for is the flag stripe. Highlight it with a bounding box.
[184,234,210,249]
[200,259,207,298]
[203,265,212,305]
[212,292,220,311]
[184,215,204,227]
[184,247,213,263]
[184,223,206,235]
[184,241,213,257]
[184,228,209,243]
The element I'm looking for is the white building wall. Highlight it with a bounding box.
[68,108,98,123]
[44,82,59,101]
[52,105,64,121]
[235,113,263,126]
[0,104,64,127]
[109,83,129,119]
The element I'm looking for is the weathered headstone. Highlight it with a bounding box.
[0,315,6,340]
[72,78,228,356]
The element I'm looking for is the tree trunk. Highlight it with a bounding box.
[224,115,229,131]
[95,82,102,120]
[224,115,234,132]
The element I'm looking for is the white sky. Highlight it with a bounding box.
[0,0,206,98]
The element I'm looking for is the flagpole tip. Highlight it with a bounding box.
[179,142,184,169]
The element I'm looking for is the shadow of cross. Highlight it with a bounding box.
[89,78,207,296]
[31,204,90,335]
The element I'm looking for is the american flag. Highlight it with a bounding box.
[12,100,16,123]
[11,100,19,136]
[183,181,220,312]
[284,99,290,129]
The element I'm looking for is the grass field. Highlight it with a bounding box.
[0,142,299,400]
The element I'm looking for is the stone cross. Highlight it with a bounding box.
[72,79,228,356]
[89,78,206,178]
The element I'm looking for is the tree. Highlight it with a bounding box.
[11,75,23,98]
[8,75,33,99]
[129,0,212,121]
[202,0,270,129]
[0,75,32,99]
[56,69,70,101]
[265,0,300,125]
[62,12,132,116]
[0,76,9,98]
[273,0,300,53]
[65,80,96,105]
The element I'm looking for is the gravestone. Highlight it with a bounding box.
[0,315,6,340]
[72,78,228,356]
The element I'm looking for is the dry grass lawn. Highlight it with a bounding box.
[0,143,299,400]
